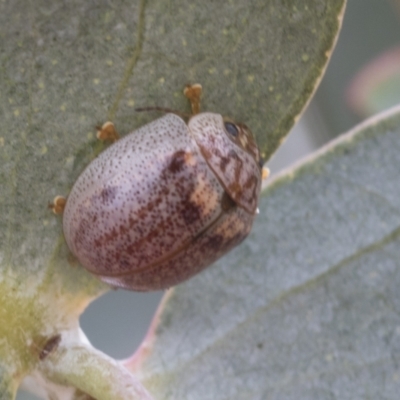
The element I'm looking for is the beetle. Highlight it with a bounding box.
[53,84,267,291]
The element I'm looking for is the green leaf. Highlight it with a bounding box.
[0,0,345,396]
[132,106,400,399]
[0,0,345,286]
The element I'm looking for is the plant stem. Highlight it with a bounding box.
[39,341,154,400]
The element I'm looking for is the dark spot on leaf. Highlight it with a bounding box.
[39,334,61,360]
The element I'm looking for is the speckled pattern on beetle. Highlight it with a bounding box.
[63,112,262,291]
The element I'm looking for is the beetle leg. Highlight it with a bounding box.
[184,83,202,115]
[96,121,120,142]
[49,195,67,214]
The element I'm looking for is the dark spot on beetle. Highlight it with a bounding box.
[228,182,243,199]
[119,224,129,236]
[244,175,258,190]
[208,135,216,145]
[136,207,149,220]
[228,149,240,160]
[219,156,230,173]
[241,175,259,208]
[181,198,201,226]
[257,342,263,349]
[162,186,170,195]
[99,186,118,205]
[118,258,131,271]
[228,148,240,160]
[221,192,237,211]
[103,227,119,244]
[202,234,224,252]
[168,150,187,173]
[146,200,155,212]
[39,334,61,360]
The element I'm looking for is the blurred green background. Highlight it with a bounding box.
[17,0,400,398]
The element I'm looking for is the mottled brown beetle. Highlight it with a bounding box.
[54,84,267,291]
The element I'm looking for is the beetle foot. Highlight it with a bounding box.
[184,83,202,115]
[49,195,67,214]
[262,167,270,180]
[96,121,120,142]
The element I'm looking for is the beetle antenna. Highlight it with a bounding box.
[135,106,190,119]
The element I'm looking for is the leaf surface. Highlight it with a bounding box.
[133,106,400,399]
[0,0,345,292]
[0,0,345,396]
